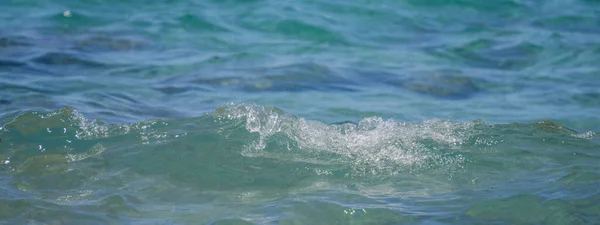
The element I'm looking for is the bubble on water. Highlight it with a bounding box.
[214,103,473,176]
[572,131,595,139]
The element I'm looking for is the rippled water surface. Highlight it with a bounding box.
[1,0,600,224]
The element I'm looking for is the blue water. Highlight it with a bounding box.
[1,0,600,224]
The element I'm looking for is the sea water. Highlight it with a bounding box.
[1,0,599,224]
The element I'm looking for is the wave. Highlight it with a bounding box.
[0,102,597,211]
[1,103,596,181]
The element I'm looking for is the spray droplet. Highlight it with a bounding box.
[63,10,72,18]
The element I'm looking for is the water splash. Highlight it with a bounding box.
[212,103,474,175]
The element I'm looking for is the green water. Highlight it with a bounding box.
[1,105,599,224]
[2,0,600,224]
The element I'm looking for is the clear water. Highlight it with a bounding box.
[1,0,599,224]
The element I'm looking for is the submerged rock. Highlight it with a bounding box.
[74,35,146,52]
[163,63,356,93]
[350,68,483,99]
[401,74,480,99]
[32,52,104,67]
[0,99,12,105]
[0,36,31,48]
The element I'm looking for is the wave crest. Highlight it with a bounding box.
[1,103,597,178]
[211,103,474,175]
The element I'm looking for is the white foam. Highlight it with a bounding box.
[572,131,596,139]
[215,103,473,175]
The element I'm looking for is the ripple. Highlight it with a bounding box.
[73,35,147,53]
[0,36,32,48]
[533,15,600,34]
[434,39,543,70]
[237,8,347,44]
[276,200,410,224]
[0,59,25,68]
[178,14,229,32]
[31,52,104,68]
[572,92,600,107]
[465,194,586,224]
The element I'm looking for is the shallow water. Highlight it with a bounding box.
[1,0,600,224]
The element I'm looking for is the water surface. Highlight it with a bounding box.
[1,0,600,224]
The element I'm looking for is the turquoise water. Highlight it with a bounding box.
[1,0,600,224]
